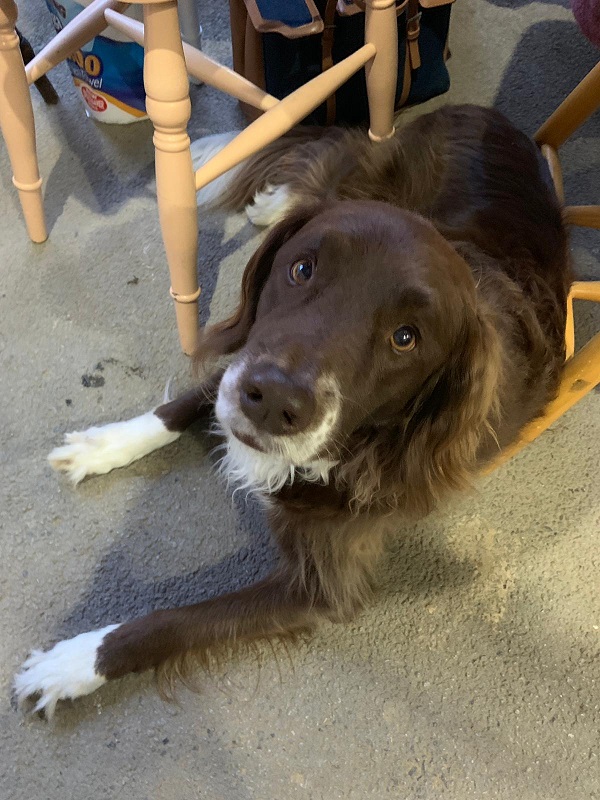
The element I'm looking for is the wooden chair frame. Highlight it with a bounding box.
[488,61,600,471]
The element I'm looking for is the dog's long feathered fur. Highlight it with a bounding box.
[96,107,573,687]
[17,106,572,715]
[200,106,570,516]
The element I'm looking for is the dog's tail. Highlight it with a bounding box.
[192,126,347,221]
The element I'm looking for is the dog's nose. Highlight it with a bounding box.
[240,365,316,435]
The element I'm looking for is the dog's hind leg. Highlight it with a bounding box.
[48,373,222,484]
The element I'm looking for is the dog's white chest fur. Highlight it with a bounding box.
[217,431,336,495]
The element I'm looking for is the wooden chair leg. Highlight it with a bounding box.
[563,205,600,229]
[535,60,600,150]
[571,281,600,302]
[540,144,565,204]
[364,0,398,142]
[143,0,199,355]
[194,43,375,191]
[565,278,600,361]
[487,330,600,472]
[0,0,47,243]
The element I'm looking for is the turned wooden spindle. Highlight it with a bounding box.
[0,0,47,242]
[364,0,398,142]
[140,0,199,354]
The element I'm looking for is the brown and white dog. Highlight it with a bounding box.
[14,105,571,717]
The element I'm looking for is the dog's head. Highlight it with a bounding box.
[199,201,501,508]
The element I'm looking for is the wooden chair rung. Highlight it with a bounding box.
[563,206,600,229]
[104,8,279,113]
[571,280,600,302]
[534,59,600,149]
[194,43,376,191]
[488,328,600,473]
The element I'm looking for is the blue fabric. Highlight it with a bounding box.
[261,3,452,126]
[407,6,452,105]
[255,0,314,27]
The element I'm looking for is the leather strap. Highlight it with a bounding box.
[322,0,338,124]
[397,38,412,108]
[394,0,419,110]
[406,0,421,70]
[228,0,266,121]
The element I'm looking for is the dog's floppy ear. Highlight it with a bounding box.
[194,206,317,368]
[397,303,502,514]
[341,301,502,516]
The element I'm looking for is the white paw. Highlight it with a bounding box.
[191,131,243,207]
[245,184,295,227]
[48,412,180,484]
[14,624,120,718]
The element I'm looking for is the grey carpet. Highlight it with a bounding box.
[1,1,599,798]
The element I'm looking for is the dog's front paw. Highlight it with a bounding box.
[14,625,120,718]
[48,413,180,484]
[48,428,112,484]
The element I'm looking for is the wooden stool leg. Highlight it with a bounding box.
[143,1,199,355]
[535,60,600,149]
[364,0,398,142]
[0,0,47,243]
[563,205,600,229]
[565,289,575,361]
[486,330,600,472]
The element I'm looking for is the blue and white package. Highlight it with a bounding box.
[45,0,147,124]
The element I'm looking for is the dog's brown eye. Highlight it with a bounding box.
[391,326,417,353]
[290,258,314,285]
